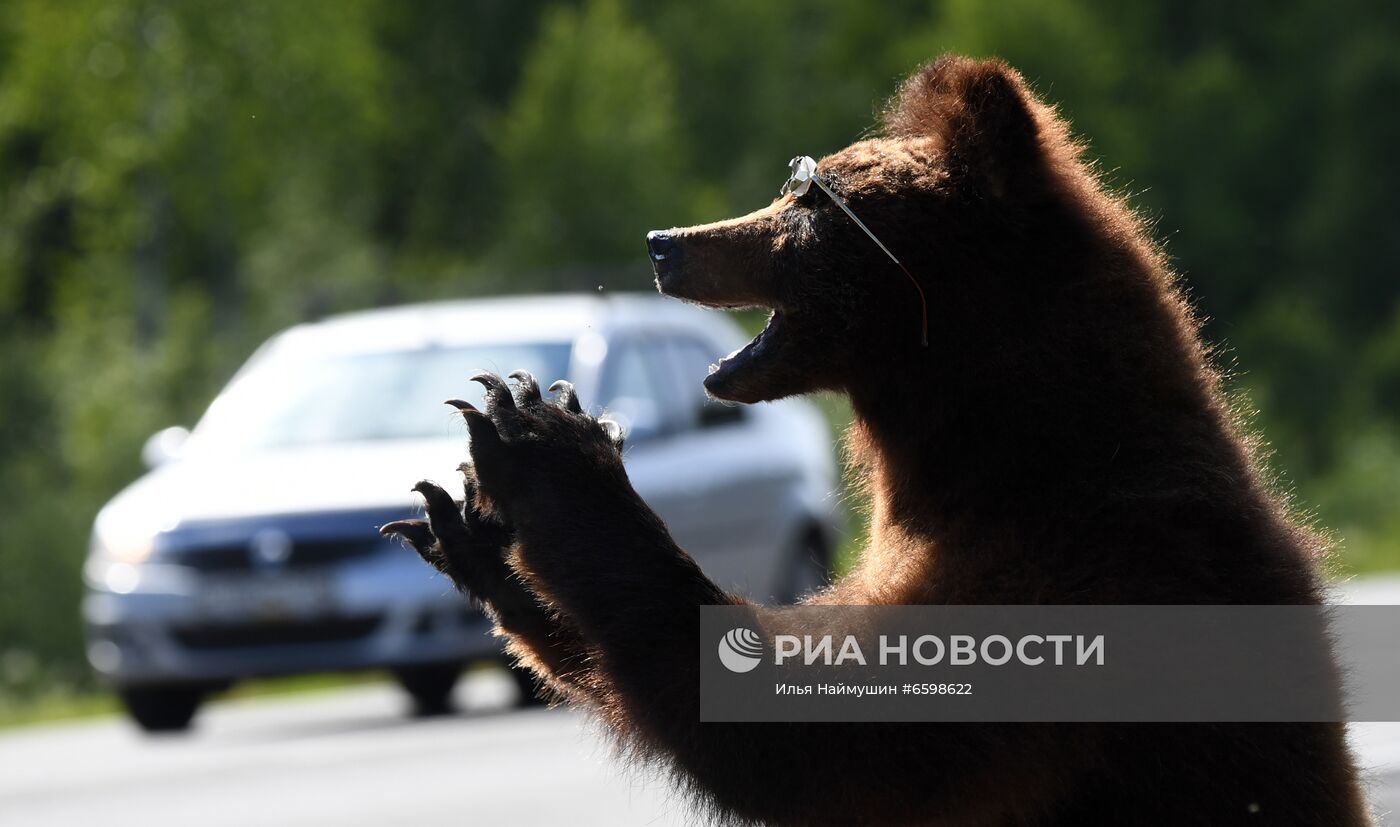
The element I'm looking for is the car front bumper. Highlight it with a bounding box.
[83,543,498,687]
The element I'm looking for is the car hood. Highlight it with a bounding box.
[99,439,465,533]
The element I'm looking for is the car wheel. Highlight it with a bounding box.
[508,661,548,708]
[393,662,462,716]
[776,527,831,604]
[119,685,206,734]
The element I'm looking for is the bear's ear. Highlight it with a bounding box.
[883,56,1043,197]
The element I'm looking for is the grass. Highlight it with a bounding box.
[0,687,120,730]
[0,671,386,731]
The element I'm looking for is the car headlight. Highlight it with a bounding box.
[90,528,156,565]
[85,532,152,595]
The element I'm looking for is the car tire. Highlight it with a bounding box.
[508,661,548,708]
[118,685,206,734]
[777,526,831,604]
[393,662,462,716]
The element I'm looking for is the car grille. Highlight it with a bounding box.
[171,614,383,650]
[170,538,383,573]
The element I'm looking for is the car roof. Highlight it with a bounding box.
[271,293,742,356]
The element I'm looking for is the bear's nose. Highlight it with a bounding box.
[646,230,681,274]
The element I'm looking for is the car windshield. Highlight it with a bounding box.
[190,341,572,453]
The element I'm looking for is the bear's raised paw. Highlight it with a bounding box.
[379,464,512,600]
[457,370,628,524]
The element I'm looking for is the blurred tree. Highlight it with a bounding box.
[634,0,931,211]
[1,0,1398,694]
[0,0,391,688]
[492,0,701,279]
[368,0,546,280]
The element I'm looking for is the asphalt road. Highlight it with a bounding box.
[4,577,1400,826]
[0,672,690,827]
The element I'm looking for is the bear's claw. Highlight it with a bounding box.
[413,479,472,548]
[379,518,434,552]
[549,379,583,414]
[462,404,504,450]
[508,369,542,404]
[380,465,516,599]
[453,371,629,520]
[470,371,515,412]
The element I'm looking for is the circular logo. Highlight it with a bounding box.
[249,528,293,571]
[718,627,764,673]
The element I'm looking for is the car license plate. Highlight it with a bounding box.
[197,573,336,621]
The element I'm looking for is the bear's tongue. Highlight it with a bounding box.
[704,310,784,399]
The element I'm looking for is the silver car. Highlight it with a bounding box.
[83,294,840,731]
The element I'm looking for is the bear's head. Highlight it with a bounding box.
[648,55,1097,406]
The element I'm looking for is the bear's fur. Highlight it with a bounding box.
[385,56,1370,825]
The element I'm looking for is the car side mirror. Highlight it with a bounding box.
[697,401,744,429]
[142,426,190,469]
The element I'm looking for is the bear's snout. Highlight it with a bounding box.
[645,230,682,279]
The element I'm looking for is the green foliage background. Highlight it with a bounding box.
[2,0,1398,695]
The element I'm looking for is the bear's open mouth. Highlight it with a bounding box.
[703,308,786,399]
[648,229,793,402]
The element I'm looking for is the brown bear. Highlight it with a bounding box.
[383,56,1370,825]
